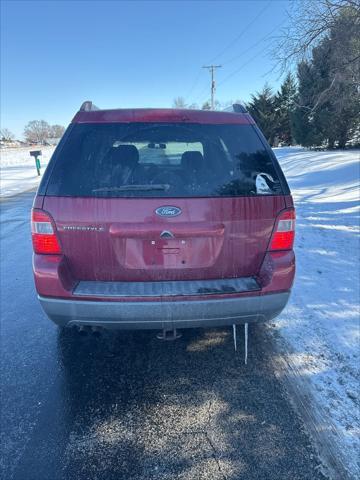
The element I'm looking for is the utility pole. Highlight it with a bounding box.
[202,65,222,109]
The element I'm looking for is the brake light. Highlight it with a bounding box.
[31,209,62,254]
[269,209,295,251]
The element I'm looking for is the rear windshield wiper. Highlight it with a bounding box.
[92,184,170,193]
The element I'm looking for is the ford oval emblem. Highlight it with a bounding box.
[155,206,182,217]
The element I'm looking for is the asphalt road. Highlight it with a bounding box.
[0,191,326,480]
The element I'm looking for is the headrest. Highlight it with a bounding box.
[181,151,204,172]
[109,144,139,168]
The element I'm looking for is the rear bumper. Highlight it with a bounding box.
[39,291,290,330]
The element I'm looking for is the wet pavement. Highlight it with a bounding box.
[1,192,326,480]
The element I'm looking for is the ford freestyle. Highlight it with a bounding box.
[31,102,295,333]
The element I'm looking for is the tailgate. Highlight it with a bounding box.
[43,195,285,282]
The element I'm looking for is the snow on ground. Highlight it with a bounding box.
[272,147,360,478]
[0,147,55,197]
[0,145,359,475]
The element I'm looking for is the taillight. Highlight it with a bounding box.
[269,209,295,251]
[31,209,62,254]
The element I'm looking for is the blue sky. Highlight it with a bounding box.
[1,0,291,138]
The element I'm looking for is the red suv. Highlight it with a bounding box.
[31,102,295,333]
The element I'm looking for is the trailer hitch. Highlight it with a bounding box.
[156,328,182,341]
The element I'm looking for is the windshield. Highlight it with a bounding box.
[45,123,283,198]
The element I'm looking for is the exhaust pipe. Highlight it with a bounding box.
[76,325,102,337]
[77,325,89,336]
[91,326,102,337]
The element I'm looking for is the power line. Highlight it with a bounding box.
[206,1,271,64]
[202,65,222,109]
[218,49,266,88]
[189,4,284,107]
[195,50,267,107]
[221,19,287,66]
[187,0,272,106]
[192,23,286,105]
[196,20,287,104]
[184,69,205,103]
[190,76,213,106]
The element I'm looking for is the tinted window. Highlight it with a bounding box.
[46,123,283,198]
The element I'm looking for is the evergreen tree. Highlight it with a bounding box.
[292,7,360,148]
[247,84,277,146]
[292,60,326,147]
[274,73,297,145]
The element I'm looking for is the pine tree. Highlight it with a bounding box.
[292,7,360,148]
[274,73,297,145]
[247,84,277,146]
[292,61,325,147]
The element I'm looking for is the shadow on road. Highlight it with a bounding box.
[15,325,323,480]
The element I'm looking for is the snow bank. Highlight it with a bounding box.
[0,143,358,475]
[0,147,55,197]
[273,147,360,478]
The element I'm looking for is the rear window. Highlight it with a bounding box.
[45,123,283,198]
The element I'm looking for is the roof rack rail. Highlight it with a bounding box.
[79,100,100,112]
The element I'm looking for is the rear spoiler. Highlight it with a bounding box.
[79,101,100,112]
[79,101,248,114]
[223,103,248,114]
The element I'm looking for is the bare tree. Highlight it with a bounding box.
[49,124,65,138]
[172,96,187,108]
[24,120,50,144]
[274,0,360,73]
[0,128,15,142]
[202,100,223,110]
[273,0,359,120]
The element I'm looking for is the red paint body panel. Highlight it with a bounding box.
[34,194,296,301]
[42,195,286,283]
[257,251,295,293]
[33,251,294,301]
[33,195,44,209]
[33,255,76,297]
[72,109,255,125]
